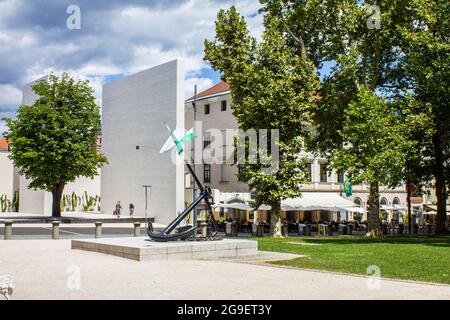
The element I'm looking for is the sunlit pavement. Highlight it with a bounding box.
[1,239,450,300]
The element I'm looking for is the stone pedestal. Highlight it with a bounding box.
[71,237,258,261]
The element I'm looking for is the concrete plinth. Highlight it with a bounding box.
[71,237,258,261]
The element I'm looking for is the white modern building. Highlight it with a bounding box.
[101,59,185,224]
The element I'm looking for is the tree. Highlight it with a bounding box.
[397,0,449,234]
[329,88,416,234]
[4,73,107,217]
[261,0,431,235]
[204,7,320,236]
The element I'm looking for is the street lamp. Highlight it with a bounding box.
[142,185,152,232]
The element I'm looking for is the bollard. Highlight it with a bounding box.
[95,221,102,238]
[133,222,141,237]
[346,224,352,236]
[52,221,60,240]
[201,222,208,238]
[4,220,12,240]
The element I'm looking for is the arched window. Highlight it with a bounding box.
[380,197,388,206]
[354,197,362,207]
[393,197,400,205]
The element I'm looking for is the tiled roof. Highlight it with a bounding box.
[0,138,102,153]
[187,81,230,101]
[0,138,9,150]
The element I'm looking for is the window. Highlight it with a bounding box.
[306,163,312,182]
[204,104,210,114]
[221,100,227,111]
[203,164,211,183]
[238,164,245,181]
[320,163,328,183]
[337,172,344,183]
[203,131,211,149]
[354,198,362,207]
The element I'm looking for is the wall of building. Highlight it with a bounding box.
[0,151,14,202]
[185,94,249,195]
[184,90,407,209]
[101,60,185,224]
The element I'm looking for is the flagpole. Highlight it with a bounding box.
[192,84,198,236]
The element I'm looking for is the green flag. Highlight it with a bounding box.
[344,176,353,197]
[159,123,195,155]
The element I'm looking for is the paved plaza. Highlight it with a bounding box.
[1,239,450,300]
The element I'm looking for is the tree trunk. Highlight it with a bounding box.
[367,181,381,237]
[432,122,448,234]
[407,177,412,235]
[52,182,65,218]
[435,174,447,234]
[270,201,283,238]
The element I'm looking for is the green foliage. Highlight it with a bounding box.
[204,6,320,236]
[396,0,450,233]
[330,88,414,186]
[259,0,443,234]
[3,73,107,217]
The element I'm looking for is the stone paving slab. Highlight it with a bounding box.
[71,237,258,261]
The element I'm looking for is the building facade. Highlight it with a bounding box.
[184,81,407,223]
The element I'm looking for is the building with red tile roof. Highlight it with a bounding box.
[186,81,230,102]
[0,138,9,151]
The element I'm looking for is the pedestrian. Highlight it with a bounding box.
[129,203,135,218]
[115,201,122,218]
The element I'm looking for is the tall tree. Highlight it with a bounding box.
[329,88,416,235]
[4,73,107,217]
[261,0,430,235]
[397,0,449,234]
[204,7,320,236]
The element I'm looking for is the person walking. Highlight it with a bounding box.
[129,203,135,218]
[115,201,122,218]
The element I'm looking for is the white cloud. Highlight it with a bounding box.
[184,77,214,100]
[0,0,264,117]
[0,84,22,107]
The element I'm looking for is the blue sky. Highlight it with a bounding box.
[0,0,263,133]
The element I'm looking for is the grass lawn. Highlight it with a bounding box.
[256,235,450,285]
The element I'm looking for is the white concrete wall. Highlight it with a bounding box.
[101,60,185,224]
[0,152,14,203]
[19,77,50,214]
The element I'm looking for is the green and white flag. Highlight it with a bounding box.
[159,123,195,155]
[343,176,353,197]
